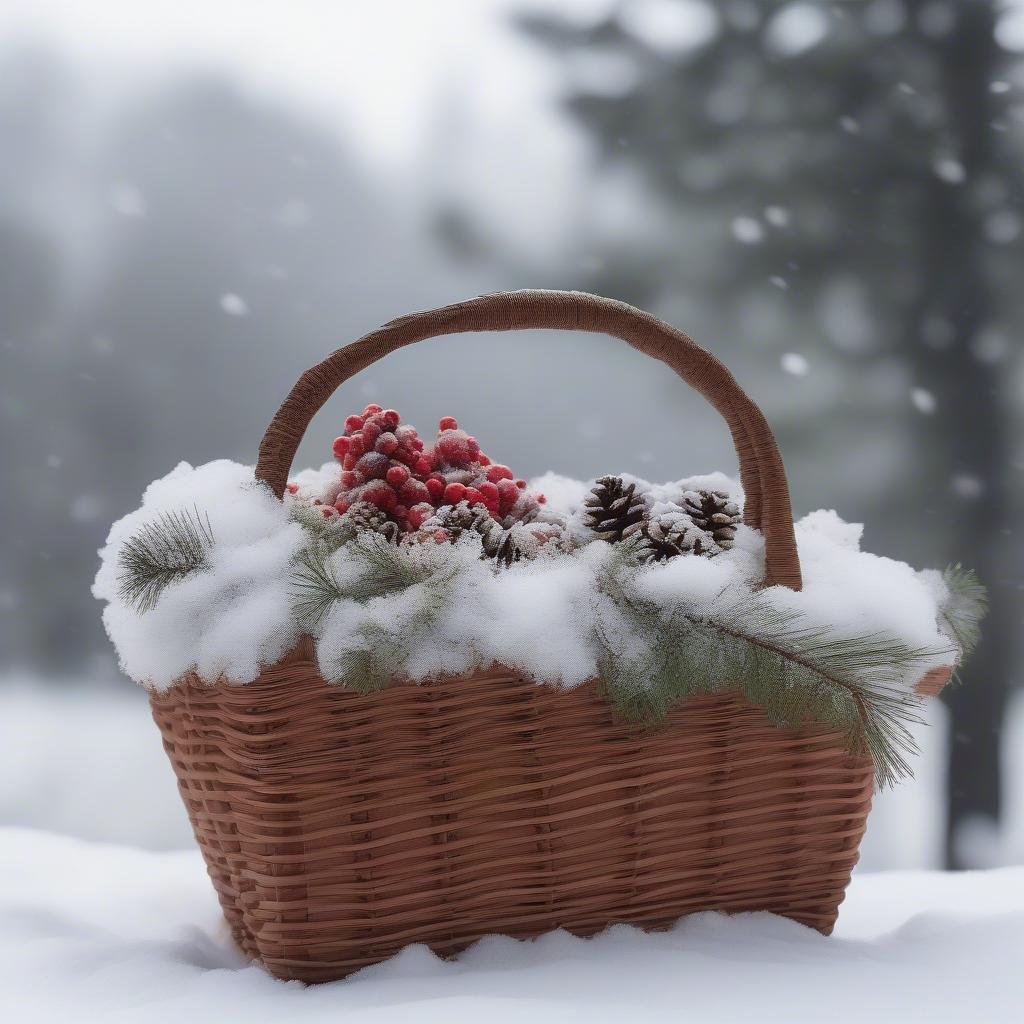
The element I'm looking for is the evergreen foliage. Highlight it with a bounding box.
[291,534,465,691]
[592,544,951,788]
[938,564,987,664]
[116,507,214,614]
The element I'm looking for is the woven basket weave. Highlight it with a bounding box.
[151,290,877,983]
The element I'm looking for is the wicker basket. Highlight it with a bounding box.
[151,290,878,984]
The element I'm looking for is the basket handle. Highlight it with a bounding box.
[256,290,802,590]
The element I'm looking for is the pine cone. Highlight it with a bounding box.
[339,500,399,542]
[680,489,741,550]
[633,509,716,562]
[584,476,647,542]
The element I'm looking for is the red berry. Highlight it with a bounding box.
[466,436,481,460]
[401,479,431,506]
[381,409,401,430]
[479,481,499,503]
[386,464,410,487]
[537,494,547,504]
[376,431,398,455]
[516,479,526,489]
[407,502,435,529]
[334,498,350,514]
[341,470,358,489]
[332,436,350,460]
[478,453,491,466]
[464,487,484,507]
[396,424,418,444]
[414,456,433,477]
[362,483,397,511]
[412,438,425,451]
[356,452,389,480]
[497,478,519,509]
[486,464,513,483]
[320,506,336,518]
[286,482,299,494]
[435,430,472,467]
[432,529,448,544]
[348,434,364,459]
[361,421,381,448]
[425,477,445,502]
[443,482,467,505]
[393,504,408,520]
[362,403,383,416]
[439,416,459,431]
[345,415,364,433]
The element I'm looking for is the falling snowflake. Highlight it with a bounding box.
[764,206,790,227]
[951,474,984,499]
[933,158,966,184]
[910,388,937,414]
[731,216,764,244]
[781,353,809,376]
[220,294,249,317]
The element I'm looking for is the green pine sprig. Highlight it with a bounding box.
[593,546,948,788]
[290,534,466,690]
[116,506,214,613]
[937,564,987,663]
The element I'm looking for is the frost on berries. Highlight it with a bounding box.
[288,408,550,547]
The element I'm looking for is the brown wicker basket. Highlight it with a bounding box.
[151,290,878,984]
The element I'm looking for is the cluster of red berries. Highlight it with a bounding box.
[286,405,545,533]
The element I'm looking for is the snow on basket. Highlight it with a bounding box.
[94,290,985,983]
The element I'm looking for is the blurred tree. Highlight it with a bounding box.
[520,0,1021,865]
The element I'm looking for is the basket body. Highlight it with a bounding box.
[151,641,873,983]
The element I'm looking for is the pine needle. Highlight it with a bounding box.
[116,506,214,613]
[938,564,987,661]
[593,547,944,788]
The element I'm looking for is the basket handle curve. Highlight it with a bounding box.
[256,290,802,590]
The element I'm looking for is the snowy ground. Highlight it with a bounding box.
[1,827,1022,1023]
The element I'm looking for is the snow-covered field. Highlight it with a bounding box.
[2,827,1022,1023]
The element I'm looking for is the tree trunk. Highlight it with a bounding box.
[912,0,1011,867]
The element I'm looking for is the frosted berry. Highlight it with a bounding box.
[439,416,459,431]
[516,479,526,489]
[464,487,484,507]
[345,414,364,433]
[414,456,433,477]
[362,483,397,511]
[362,403,383,416]
[497,478,519,509]
[425,477,445,502]
[356,451,389,480]
[537,494,547,504]
[376,431,398,455]
[478,453,491,466]
[386,464,410,488]
[479,481,499,504]
[334,498,350,514]
[341,470,358,489]
[381,409,401,430]
[443,482,467,505]
[332,436,351,460]
[401,479,431,506]
[361,421,381,449]
[407,502,435,529]
[486,464,513,483]
[286,482,299,495]
[321,506,336,518]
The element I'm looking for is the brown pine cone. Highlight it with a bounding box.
[679,489,741,550]
[583,476,647,542]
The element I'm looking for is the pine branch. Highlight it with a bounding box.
[937,564,987,662]
[593,548,943,788]
[116,506,214,613]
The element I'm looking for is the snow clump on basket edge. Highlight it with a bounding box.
[93,459,957,693]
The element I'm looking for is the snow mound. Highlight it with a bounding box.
[93,460,959,693]
[2,828,1022,1023]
